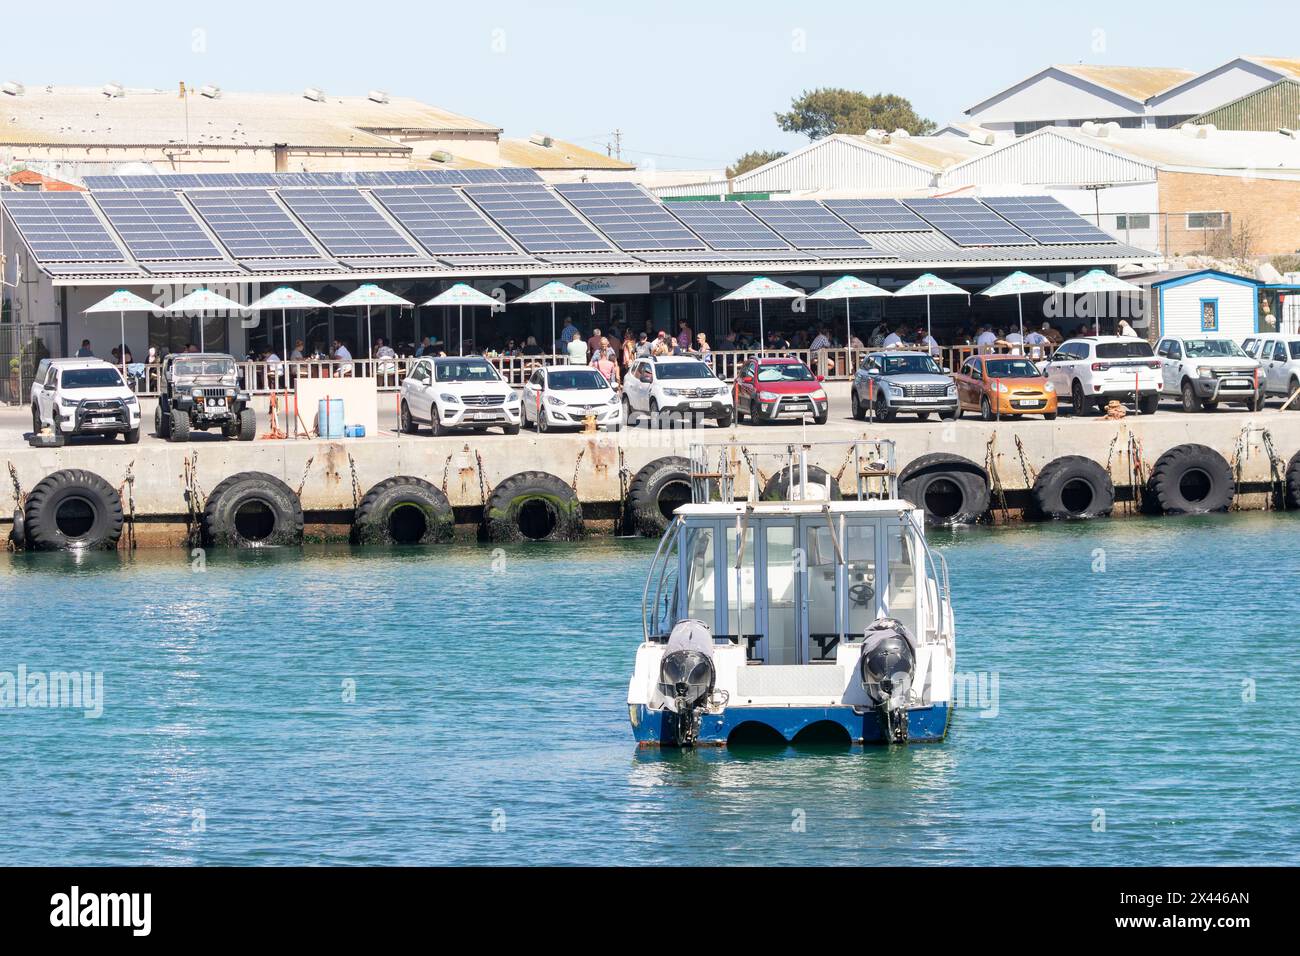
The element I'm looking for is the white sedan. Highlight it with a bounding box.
[522,365,623,432]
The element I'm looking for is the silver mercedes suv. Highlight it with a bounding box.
[851,350,958,422]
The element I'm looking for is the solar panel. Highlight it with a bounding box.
[83,175,124,190]
[0,192,125,262]
[665,202,790,250]
[903,197,1036,247]
[822,199,933,233]
[187,189,322,259]
[981,196,1116,245]
[462,184,612,253]
[371,186,518,256]
[555,182,706,251]
[743,200,875,250]
[93,190,225,260]
[277,188,419,257]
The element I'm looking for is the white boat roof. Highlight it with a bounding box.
[675,499,917,518]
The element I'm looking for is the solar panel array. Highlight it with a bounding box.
[370,186,518,256]
[83,169,544,190]
[554,183,705,251]
[94,190,224,260]
[981,196,1116,245]
[666,202,790,250]
[903,197,1035,247]
[277,189,418,257]
[743,200,875,249]
[0,193,124,262]
[463,184,611,253]
[187,190,321,259]
[822,198,933,233]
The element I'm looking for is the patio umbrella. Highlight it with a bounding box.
[511,281,603,354]
[977,271,1061,349]
[1058,269,1144,336]
[164,288,247,352]
[424,283,499,356]
[808,275,892,349]
[331,284,413,360]
[892,273,968,352]
[247,286,330,364]
[84,289,156,378]
[715,276,804,350]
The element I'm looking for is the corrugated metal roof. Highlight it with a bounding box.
[496,138,634,170]
[1190,78,1300,132]
[1244,56,1300,80]
[0,85,499,150]
[1056,65,1197,102]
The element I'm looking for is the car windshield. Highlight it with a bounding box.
[173,358,235,377]
[876,355,942,375]
[1095,341,1155,359]
[1182,339,1245,358]
[983,359,1041,378]
[756,363,815,382]
[434,359,500,383]
[656,362,714,380]
[62,368,124,389]
[548,369,606,390]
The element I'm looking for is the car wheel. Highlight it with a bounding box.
[980,397,994,421]
[400,401,418,435]
[123,426,141,444]
[1071,380,1091,416]
[538,408,549,433]
[430,407,447,437]
[31,404,41,434]
[851,389,865,421]
[622,395,637,426]
[1044,412,1058,421]
[1289,378,1300,411]
[169,408,191,442]
[1139,393,1161,415]
[1181,380,1202,412]
[876,404,896,423]
[649,398,663,428]
[916,411,931,421]
[716,409,733,428]
[503,423,520,436]
[814,409,828,426]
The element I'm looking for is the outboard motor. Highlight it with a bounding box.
[858,617,917,744]
[657,620,717,746]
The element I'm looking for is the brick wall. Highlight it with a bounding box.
[1158,170,1300,256]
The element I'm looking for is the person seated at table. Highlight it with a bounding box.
[332,339,354,376]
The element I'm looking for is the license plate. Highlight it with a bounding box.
[691,401,711,409]
[470,412,498,421]
[916,396,942,402]
[91,416,115,423]
[1013,400,1042,408]
[1224,379,1250,388]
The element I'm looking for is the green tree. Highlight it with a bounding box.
[726,149,787,179]
[776,88,936,140]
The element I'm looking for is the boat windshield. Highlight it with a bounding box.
[884,525,919,638]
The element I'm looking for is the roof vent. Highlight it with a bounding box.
[967,129,995,146]
[2,81,24,97]
[368,89,389,104]
[303,86,326,103]
[199,84,221,99]
[891,128,911,138]
[1280,127,1299,139]
[429,150,453,164]
[861,129,888,143]
[1181,123,1213,139]
[102,82,125,98]
[529,132,554,148]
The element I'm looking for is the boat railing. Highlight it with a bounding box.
[687,440,898,503]
[641,516,683,643]
[905,509,950,639]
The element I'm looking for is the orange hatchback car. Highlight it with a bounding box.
[953,354,1058,420]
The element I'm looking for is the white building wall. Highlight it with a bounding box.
[966,69,1145,125]
[1158,276,1257,338]
[730,138,933,192]
[1150,60,1282,119]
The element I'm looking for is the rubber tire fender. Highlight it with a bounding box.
[1146,443,1234,515]
[898,453,991,526]
[9,507,25,550]
[626,456,695,537]
[762,464,844,502]
[202,471,304,548]
[22,469,124,551]
[483,470,582,543]
[353,476,453,545]
[1287,451,1300,510]
[1031,455,1115,520]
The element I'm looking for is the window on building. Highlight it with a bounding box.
[1115,214,1152,231]
[1187,212,1226,230]
[1155,115,1194,129]
[1013,120,1054,136]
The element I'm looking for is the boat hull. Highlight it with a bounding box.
[630,702,951,747]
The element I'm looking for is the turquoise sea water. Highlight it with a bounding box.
[1,513,1297,866]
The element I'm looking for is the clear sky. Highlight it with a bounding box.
[1,0,1292,171]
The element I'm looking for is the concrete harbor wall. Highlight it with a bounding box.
[4,412,1299,547]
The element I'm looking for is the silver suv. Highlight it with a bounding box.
[850,350,958,422]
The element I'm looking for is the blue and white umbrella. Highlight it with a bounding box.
[1058,269,1143,336]
[425,283,500,356]
[715,277,805,350]
[978,271,1061,346]
[332,284,413,359]
[512,281,603,352]
[808,275,892,348]
[84,289,157,377]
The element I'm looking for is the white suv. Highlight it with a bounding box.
[1043,336,1162,415]
[1242,334,1300,408]
[1155,335,1263,411]
[623,355,733,427]
[31,357,141,443]
[399,356,521,436]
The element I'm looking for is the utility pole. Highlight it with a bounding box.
[606,129,623,161]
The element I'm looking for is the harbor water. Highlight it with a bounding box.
[1,513,1297,866]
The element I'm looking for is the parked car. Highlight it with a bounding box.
[953,354,1058,420]
[521,365,622,432]
[1242,334,1300,408]
[622,355,733,427]
[850,350,958,422]
[399,356,521,436]
[732,356,829,425]
[156,352,256,441]
[31,357,141,443]
[1042,336,1161,415]
[1155,336,1262,412]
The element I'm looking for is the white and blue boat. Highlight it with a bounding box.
[628,440,955,747]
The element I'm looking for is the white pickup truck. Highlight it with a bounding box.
[1154,335,1263,412]
[1242,334,1300,409]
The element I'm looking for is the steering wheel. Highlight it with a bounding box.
[849,583,875,607]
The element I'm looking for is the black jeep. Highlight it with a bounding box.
[156,353,256,442]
